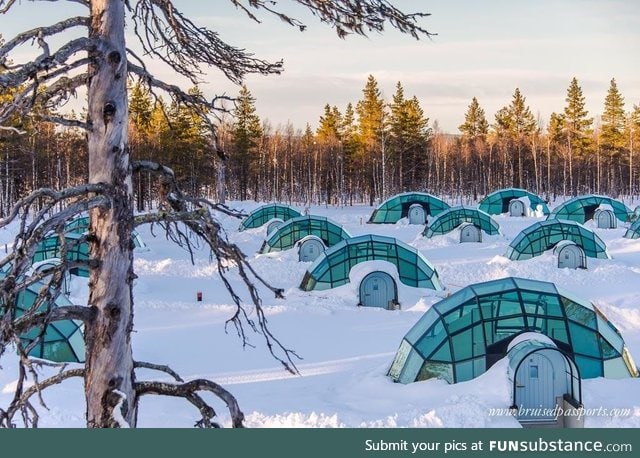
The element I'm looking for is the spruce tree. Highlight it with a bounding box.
[316,104,342,142]
[129,82,153,131]
[356,75,386,203]
[600,78,626,157]
[459,97,489,196]
[341,103,360,204]
[563,78,593,152]
[562,78,593,193]
[459,97,489,140]
[389,82,429,190]
[232,85,262,200]
[507,88,536,188]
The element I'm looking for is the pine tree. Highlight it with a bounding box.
[341,103,360,204]
[507,88,536,188]
[129,82,153,131]
[600,78,626,193]
[232,85,262,201]
[356,75,386,203]
[459,97,489,196]
[459,97,489,140]
[389,83,429,190]
[316,104,342,142]
[562,78,593,194]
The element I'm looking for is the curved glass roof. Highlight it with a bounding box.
[423,206,500,238]
[368,192,450,224]
[260,215,351,253]
[549,195,631,223]
[15,284,85,363]
[506,219,608,261]
[299,234,443,291]
[239,204,301,231]
[624,219,640,239]
[33,233,90,277]
[478,188,550,215]
[388,277,638,384]
[65,215,145,248]
[0,269,84,363]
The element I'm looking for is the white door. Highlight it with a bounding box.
[509,200,525,217]
[558,246,581,269]
[266,219,284,235]
[460,224,481,243]
[360,272,396,309]
[408,204,426,225]
[597,211,614,229]
[516,353,558,420]
[299,238,325,262]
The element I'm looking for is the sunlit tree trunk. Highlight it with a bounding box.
[85,0,136,428]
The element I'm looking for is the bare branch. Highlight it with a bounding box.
[0,0,88,15]
[134,361,184,382]
[126,59,238,134]
[33,114,90,130]
[242,0,435,40]
[131,161,245,218]
[0,16,89,62]
[0,183,109,229]
[131,0,282,85]
[0,60,90,124]
[131,160,299,374]
[0,37,94,88]
[11,305,95,336]
[0,362,85,428]
[136,379,244,428]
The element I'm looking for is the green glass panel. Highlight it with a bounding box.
[429,341,452,362]
[548,319,570,343]
[596,315,624,352]
[388,340,411,380]
[43,341,76,363]
[417,362,453,383]
[569,322,600,357]
[574,355,603,378]
[451,331,472,360]
[470,323,485,356]
[414,320,447,358]
[470,278,516,297]
[473,357,486,378]
[437,288,477,315]
[494,316,525,332]
[406,311,439,343]
[399,348,424,383]
[599,336,620,359]
[444,302,480,334]
[455,360,474,382]
[564,299,597,329]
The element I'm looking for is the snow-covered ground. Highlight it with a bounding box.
[1,199,640,428]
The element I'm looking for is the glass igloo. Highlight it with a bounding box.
[389,277,638,384]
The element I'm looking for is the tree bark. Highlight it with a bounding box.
[84,0,136,428]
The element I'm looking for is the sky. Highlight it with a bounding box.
[1,0,639,133]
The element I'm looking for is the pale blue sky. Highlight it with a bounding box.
[2,0,639,132]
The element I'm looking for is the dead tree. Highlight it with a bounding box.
[0,0,433,428]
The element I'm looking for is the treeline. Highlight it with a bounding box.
[1,75,639,214]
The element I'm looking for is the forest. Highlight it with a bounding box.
[2,70,640,215]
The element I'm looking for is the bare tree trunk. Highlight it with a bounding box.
[217,160,226,204]
[85,0,136,428]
